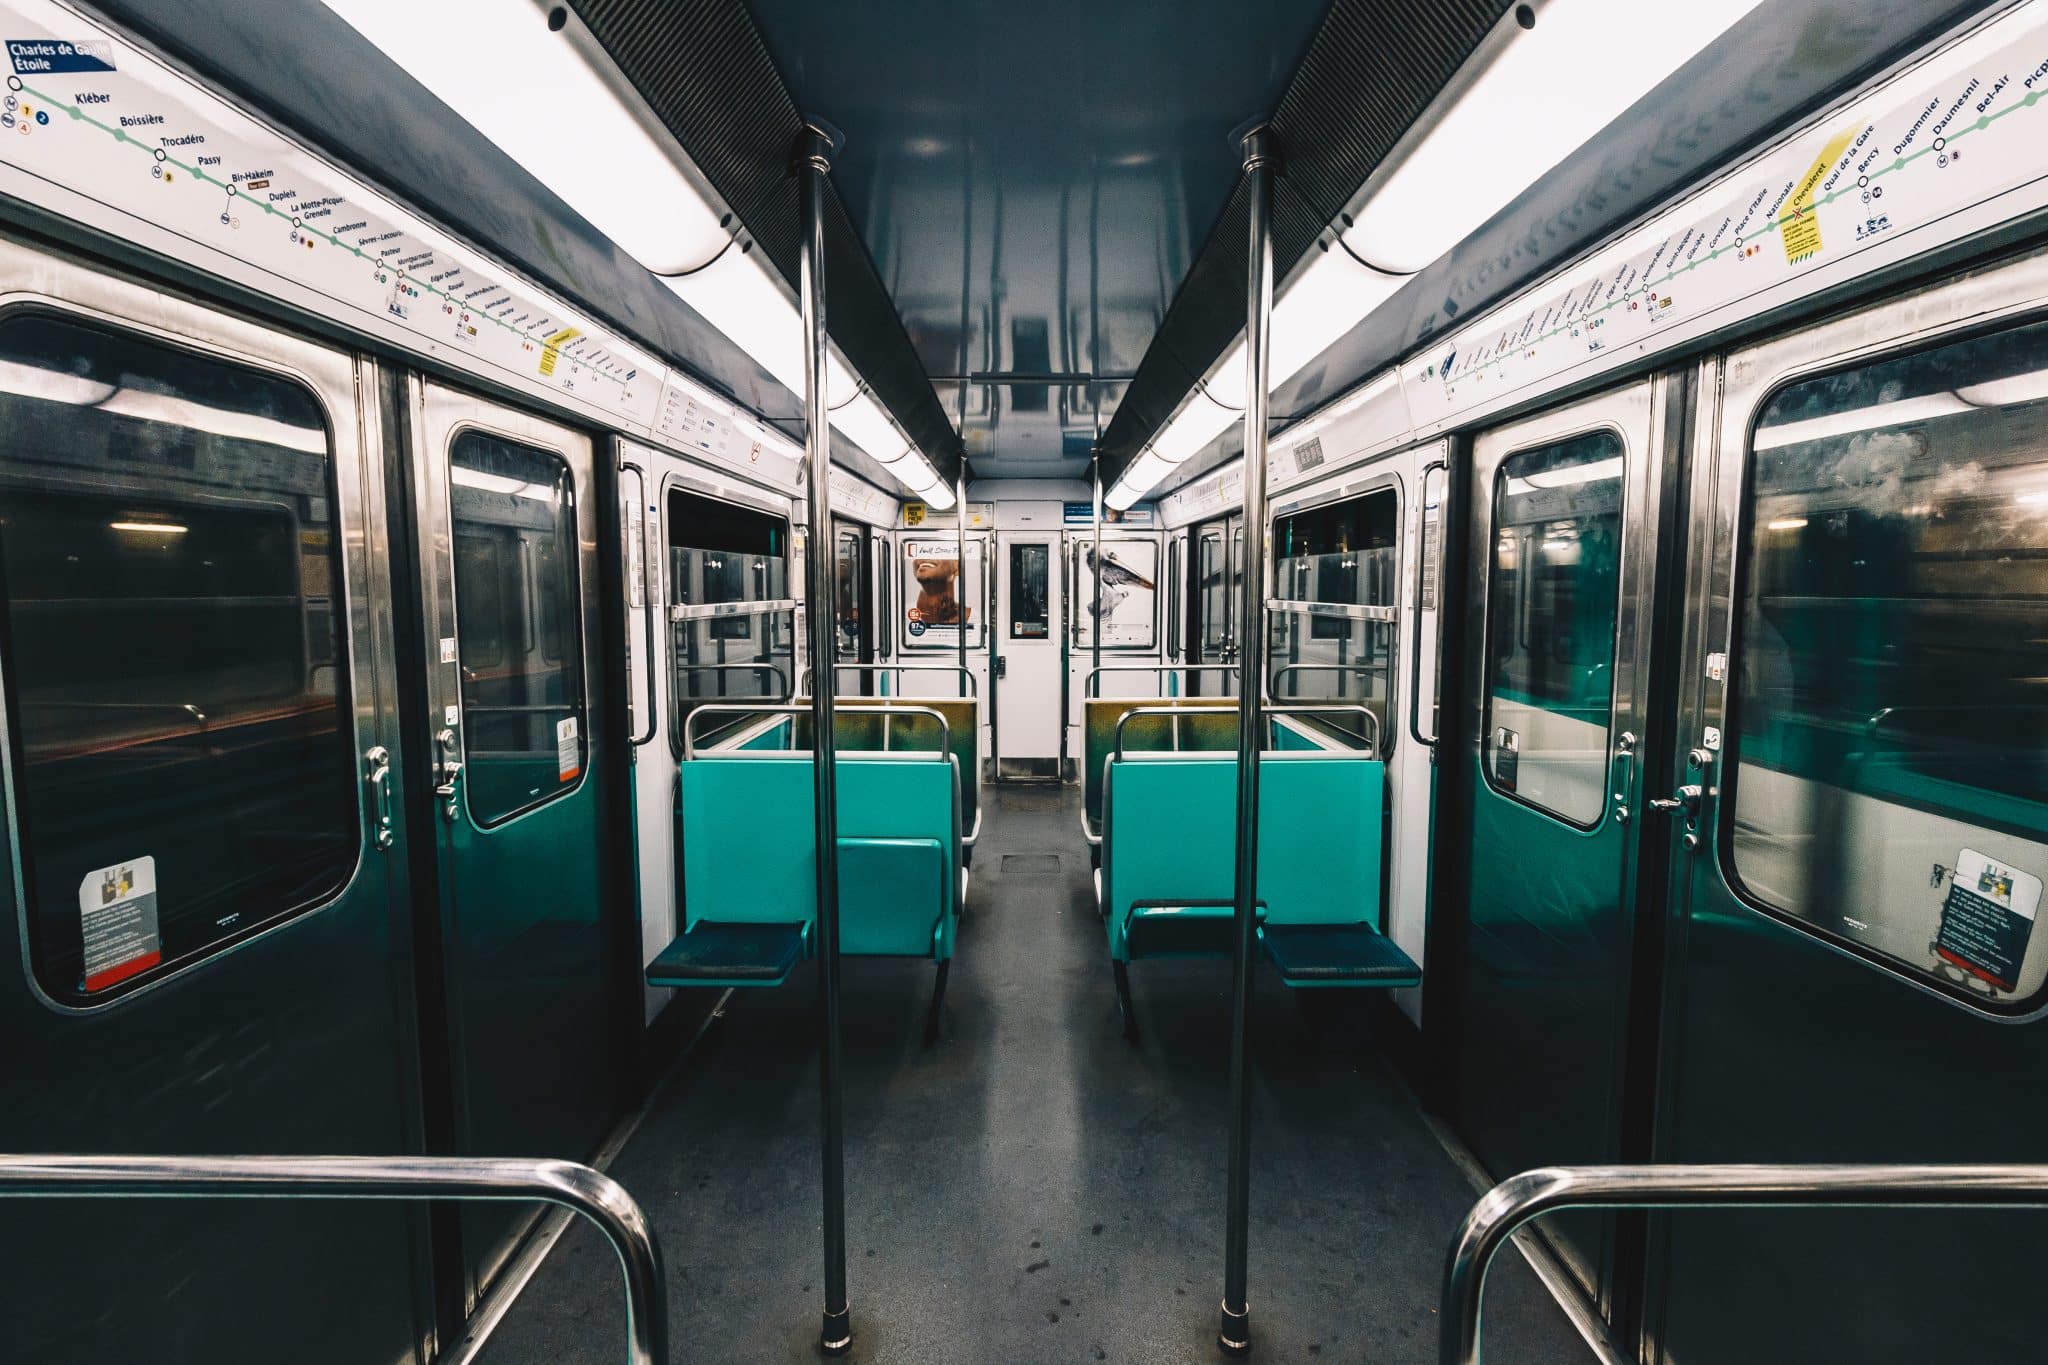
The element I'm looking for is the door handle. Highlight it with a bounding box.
[1647,785,1702,816]
[435,727,464,820]
[1610,731,1637,823]
[365,746,394,851]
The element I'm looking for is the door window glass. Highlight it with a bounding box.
[0,311,356,1001]
[1483,429,1625,826]
[667,488,793,747]
[834,525,867,662]
[1009,543,1050,639]
[449,429,585,824]
[1269,488,1398,749]
[1730,317,2048,1007]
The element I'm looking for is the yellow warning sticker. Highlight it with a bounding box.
[1782,128,1856,265]
[539,326,581,377]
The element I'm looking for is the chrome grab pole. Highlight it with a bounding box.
[0,1154,667,1365]
[1442,1163,2048,1365]
[795,117,854,1357]
[957,471,969,698]
[1219,121,1276,1358]
[1091,455,1103,681]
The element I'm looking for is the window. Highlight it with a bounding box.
[834,525,867,662]
[667,487,793,747]
[1268,489,1398,750]
[1009,543,1050,639]
[1729,317,2048,1007]
[0,311,356,1002]
[1484,429,1624,826]
[449,429,586,824]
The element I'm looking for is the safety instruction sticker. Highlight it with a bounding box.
[79,854,160,992]
[556,716,580,783]
[1934,849,2040,993]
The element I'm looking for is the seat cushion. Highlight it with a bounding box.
[646,921,807,987]
[1258,922,1420,988]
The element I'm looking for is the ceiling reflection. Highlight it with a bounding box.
[748,0,1327,477]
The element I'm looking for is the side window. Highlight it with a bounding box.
[667,487,794,748]
[1009,543,1050,639]
[1268,487,1399,749]
[0,311,357,1002]
[1730,317,2048,1008]
[1484,429,1624,826]
[448,429,585,824]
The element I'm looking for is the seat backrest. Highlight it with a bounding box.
[831,696,980,838]
[680,752,958,957]
[1081,698,1237,831]
[1100,752,1384,956]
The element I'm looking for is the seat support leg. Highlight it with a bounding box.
[924,959,951,1044]
[1112,960,1137,1042]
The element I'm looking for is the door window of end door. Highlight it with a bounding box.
[449,429,586,825]
[1728,315,2048,1009]
[0,311,358,1003]
[1483,429,1625,827]
[1009,543,1050,639]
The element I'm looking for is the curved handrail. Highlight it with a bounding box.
[684,701,952,762]
[1084,663,1239,698]
[0,1154,666,1365]
[676,660,794,700]
[1441,1163,2048,1365]
[1268,662,1384,699]
[808,662,978,698]
[1109,702,1382,761]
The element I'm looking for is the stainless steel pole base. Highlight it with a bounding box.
[821,1303,854,1355]
[1218,1300,1251,1356]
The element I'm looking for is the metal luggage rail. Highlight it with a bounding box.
[0,1153,667,1364]
[1441,1162,2048,1365]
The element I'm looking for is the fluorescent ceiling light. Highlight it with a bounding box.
[1345,0,1765,273]
[323,0,937,498]
[1153,394,1239,466]
[1523,456,1623,489]
[317,0,729,275]
[110,521,188,534]
[1205,250,1406,409]
[1753,393,1971,451]
[1957,370,2048,408]
[1766,517,1809,531]
[1103,479,1141,513]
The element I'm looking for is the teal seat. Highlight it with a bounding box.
[651,747,962,1035]
[1097,750,1417,1034]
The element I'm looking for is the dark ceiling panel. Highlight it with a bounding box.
[1145,0,1999,497]
[1096,0,1515,480]
[743,0,1329,478]
[570,0,963,481]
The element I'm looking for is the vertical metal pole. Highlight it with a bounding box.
[957,472,969,698]
[797,119,853,1358]
[1219,123,1275,1358]
[1091,455,1103,679]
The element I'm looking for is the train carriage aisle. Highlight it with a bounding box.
[474,784,1584,1364]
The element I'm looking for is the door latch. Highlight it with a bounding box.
[1647,785,1702,816]
[364,746,394,851]
[1610,731,1637,822]
[994,655,1007,680]
[435,726,464,821]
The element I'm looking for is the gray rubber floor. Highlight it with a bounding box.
[479,784,1587,1363]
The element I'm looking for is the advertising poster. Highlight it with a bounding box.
[1074,541,1158,649]
[902,538,984,649]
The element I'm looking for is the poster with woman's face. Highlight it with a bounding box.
[902,538,984,649]
[1074,540,1158,649]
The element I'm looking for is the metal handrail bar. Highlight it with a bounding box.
[1108,702,1381,762]
[1084,663,1239,698]
[684,701,952,762]
[0,1154,666,1365]
[1110,701,1238,761]
[1442,1163,2048,1365]
[807,662,978,698]
[1263,702,1381,759]
[675,660,795,701]
[1268,662,1385,700]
